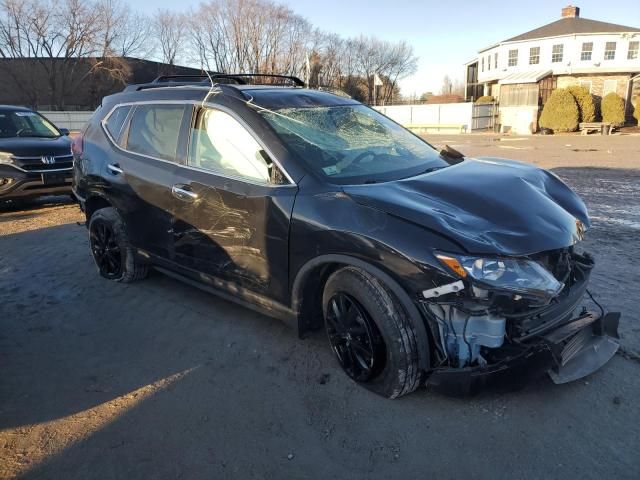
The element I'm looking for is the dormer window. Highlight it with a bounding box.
[552,44,564,63]
[529,47,540,65]
[628,41,638,60]
[581,42,593,61]
[604,42,616,60]
[508,49,518,67]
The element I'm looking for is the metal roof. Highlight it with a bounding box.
[498,70,553,85]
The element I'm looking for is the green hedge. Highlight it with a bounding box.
[539,88,579,132]
[475,95,494,104]
[601,92,625,127]
[566,85,596,123]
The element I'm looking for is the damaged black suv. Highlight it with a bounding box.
[73,74,620,398]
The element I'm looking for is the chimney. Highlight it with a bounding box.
[561,5,580,18]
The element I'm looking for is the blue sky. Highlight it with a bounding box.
[129,0,640,95]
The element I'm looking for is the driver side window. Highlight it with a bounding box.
[188,108,279,184]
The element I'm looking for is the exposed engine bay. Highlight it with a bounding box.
[420,247,619,392]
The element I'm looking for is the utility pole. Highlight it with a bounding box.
[374,73,383,106]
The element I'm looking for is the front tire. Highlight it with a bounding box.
[322,267,422,399]
[88,207,148,283]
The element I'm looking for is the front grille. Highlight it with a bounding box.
[20,160,73,171]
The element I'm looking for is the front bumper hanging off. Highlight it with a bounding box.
[425,311,620,397]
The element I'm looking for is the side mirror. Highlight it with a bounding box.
[59,128,70,136]
[258,150,287,185]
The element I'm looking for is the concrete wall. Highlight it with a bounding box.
[499,106,539,135]
[374,103,474,133]
[39,111,94,131]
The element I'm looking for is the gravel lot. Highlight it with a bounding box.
[1,133,639,479]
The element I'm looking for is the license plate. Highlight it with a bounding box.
[41,172,69,185]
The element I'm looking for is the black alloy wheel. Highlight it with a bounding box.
[325,292,386,382]
[90,220,123,279]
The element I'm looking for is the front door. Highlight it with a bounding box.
[170,106,297,303]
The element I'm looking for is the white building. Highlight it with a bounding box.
[464,5,640,134]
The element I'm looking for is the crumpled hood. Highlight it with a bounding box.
[344,158,590,255]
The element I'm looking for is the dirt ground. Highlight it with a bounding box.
[1,133,639,479]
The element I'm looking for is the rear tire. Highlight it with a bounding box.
[322,266,422,399]
[88,207,148,283]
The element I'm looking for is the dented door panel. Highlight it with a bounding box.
[170,166,296,302]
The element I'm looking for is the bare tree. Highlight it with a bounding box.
[187,0,311,75]
[153,9,186,65]
[0,0,423,108]
[99,1,151,58]
[440,74,453,95]
[0,0,148,108]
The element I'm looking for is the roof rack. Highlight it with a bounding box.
[152,73,305,87]
[123,72,305,95]
[152,74,220,83]
[211,74,305,87]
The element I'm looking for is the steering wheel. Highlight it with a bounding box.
[338,151,385,173]
[15,128,25,137]
[351,151,380,165]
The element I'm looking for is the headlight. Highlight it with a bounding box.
[0,152,13,164]
[436,252,564,302]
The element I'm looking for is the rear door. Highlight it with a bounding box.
[106,102,189,259]
[169,106,297,303]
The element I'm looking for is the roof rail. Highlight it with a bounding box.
[122,72,306,95]
[152,74,219,83]
[211,73,305,87]
[151,73,305,87]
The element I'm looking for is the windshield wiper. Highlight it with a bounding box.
[18,134,56,138]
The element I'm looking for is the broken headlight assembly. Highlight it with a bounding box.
[0,152,14,164]
[435,253,564,304]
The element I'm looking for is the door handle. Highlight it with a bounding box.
[171,184,198,202]
[107,163,123,175]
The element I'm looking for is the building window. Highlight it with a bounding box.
[629,41,639,60]
[552,44,564,63]
[500,83,539,106]
[508,49,518,67]
[481,57,484,72]
[604,42,616,60]
[579,80,592,93]
[603,79,617,96]
[581,42,593,61]
[529,47,540,65]
[539,76,557,107]
[487,55,491,71]
[494,52,498,69]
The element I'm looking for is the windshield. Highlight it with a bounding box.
[259,104,448,184]
[0,110,61,139]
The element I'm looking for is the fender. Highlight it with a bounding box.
[291,254,431,371]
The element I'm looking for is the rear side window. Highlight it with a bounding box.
[126,105,185,162]
[104,105,132,143]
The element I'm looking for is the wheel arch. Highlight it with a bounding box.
[84,193,114,223]
[291,254,430,371]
